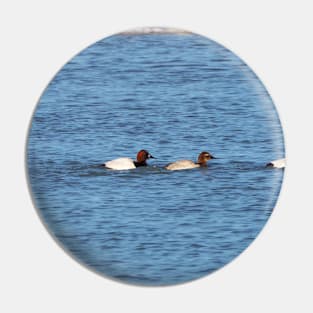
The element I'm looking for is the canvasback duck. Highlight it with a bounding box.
[103,149,155,170]
[165,151,215,171]
[266,158,286,168]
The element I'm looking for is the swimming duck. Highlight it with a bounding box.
[103,149,155,170]
[165,151,215,171]
[266,158,286,168]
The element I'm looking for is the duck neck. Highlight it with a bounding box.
[196,161,207,167]
[134,160,147,167]
[196,156,208,167]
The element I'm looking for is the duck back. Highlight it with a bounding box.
[165,160,200,171]
[105,157,136,170]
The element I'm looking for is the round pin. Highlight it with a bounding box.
[27,27,285,286]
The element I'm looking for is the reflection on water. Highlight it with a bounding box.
[27,32,284,285]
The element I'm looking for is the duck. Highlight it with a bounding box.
[103,149,155,170]
[165,151,215,171]
[266,158,286,168]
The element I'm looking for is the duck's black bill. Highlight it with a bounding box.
[149,155,156,159]
[211,156,217,159]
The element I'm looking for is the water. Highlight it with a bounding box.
[27,32,285,286]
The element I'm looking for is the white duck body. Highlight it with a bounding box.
[165,160,200,171]
[266,158,286,168]
[104,157,136,170]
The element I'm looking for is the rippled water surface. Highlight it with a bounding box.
[27,32,284,285]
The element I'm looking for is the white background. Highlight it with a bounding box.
[1,1,312,312]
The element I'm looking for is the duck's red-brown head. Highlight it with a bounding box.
[136,149,155,164]
[197,151,215,166]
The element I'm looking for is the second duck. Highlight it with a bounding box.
[165,151,215,171]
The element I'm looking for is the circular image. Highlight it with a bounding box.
[27,27,285,286]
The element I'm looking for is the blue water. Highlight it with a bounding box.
[27,32,284,286]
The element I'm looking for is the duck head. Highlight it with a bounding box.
[136,149,155,163]
[197,151,215,166]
